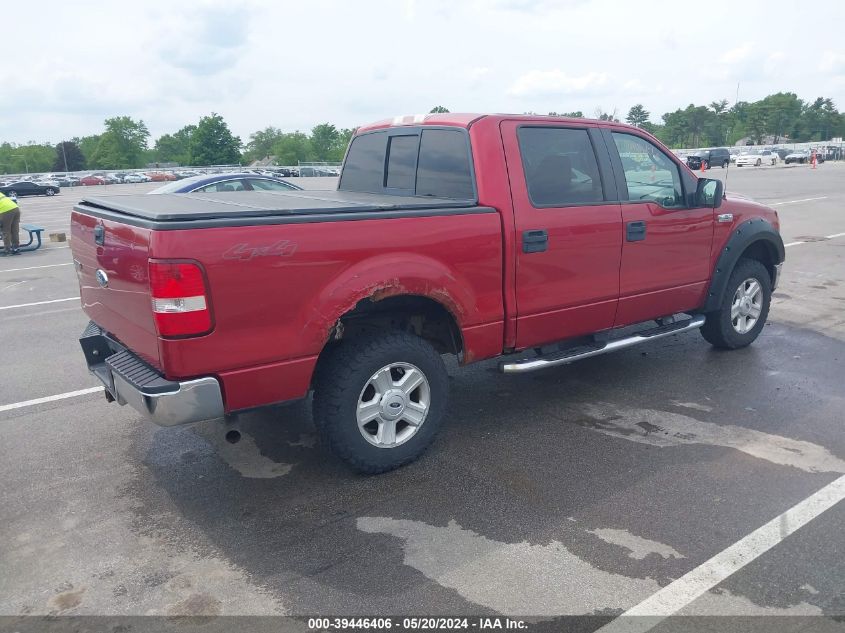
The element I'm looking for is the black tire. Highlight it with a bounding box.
[703,160,710,170]
[755,159,761,166]
[722,160,729,168]
[45,188,56,196]
[700,258,771,350]
[313,330,449,474]
[7,190,16,197]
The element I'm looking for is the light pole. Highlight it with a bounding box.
[11,154,29,174]
[61,141,69,172]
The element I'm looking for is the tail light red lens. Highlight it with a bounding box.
[149,261,212,337]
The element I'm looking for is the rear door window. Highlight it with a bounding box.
[416,129,474,199]
[385,135,418,191]
[517,127,605,206]
[340,127,475,199]
[339,132,388,193]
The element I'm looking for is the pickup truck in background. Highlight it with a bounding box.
[71,113,785,473]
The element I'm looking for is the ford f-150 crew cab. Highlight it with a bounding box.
[71,113,785,473]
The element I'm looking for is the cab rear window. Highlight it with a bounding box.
[340,128,474,199]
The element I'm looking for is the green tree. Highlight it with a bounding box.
[189,113,242,166]
[271,132,313,165]
[52,141,85,172]
[759,92,803,143]
[88,116,150,169]
[595,107,619,122]
[625,104,650,128]
[331,127,356,161]
[745,103,768,145]
[0,142,56,174]
[244,126,284,163]
[310,123,340,161]
[799,97,841,141]
[154,125,196,165]
[75,135,101,167]
[709,99,729,115]
[548,111,584,118]
[429,106,450,113]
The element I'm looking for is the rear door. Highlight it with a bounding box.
[501,120,623,349]
[605,130,714,327]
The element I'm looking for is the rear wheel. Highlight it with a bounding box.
[722,160,729,168]
[45,188,56,196]
[7,190,16,197]
[700,258,771,349]
[313,330,449,473]
[755,159,762,166]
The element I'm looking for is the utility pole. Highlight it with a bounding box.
[12,154,29,174]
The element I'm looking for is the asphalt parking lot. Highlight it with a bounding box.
[1,164,844,629]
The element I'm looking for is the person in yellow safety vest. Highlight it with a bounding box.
[0,191,21,255]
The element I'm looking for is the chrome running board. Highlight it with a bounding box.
[499,315,706,374]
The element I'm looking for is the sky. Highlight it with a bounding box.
[1,0,844,145]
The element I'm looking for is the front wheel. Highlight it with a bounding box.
[700,258,772,349]
[45,188,56,196]
[722,160,729,168]
[756,159,762,166]
[313,330,449,473]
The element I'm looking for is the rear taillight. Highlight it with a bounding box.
[149,261,212,337]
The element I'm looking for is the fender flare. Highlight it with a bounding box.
[702,217,785,312]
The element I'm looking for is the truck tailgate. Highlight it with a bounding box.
[70,211,162,369]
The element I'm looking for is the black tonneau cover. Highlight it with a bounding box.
[75,190,477,227]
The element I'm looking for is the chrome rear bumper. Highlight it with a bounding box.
[80,322,224,427]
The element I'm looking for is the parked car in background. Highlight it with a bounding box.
[0,180,60,197]
[47,175,74,187]
[147,172,178,182]
[122,173,151,183]
[149,173,303,194]
[102,174,122,184]
[772,148,791,160]
[761,150,778,165]
[809,150,826,164]
[736,149,777,167]
[686,148,730,169]
[80,175,106,186]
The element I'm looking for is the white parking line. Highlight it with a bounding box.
[597,474,845,632]
[784,232,845,248]
[0,297,79,311]
[0,262,73,273]
[771,196,828,206]
[0,386,103,413]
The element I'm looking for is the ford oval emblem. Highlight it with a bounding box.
[95,269,109,288]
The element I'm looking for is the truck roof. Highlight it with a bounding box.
[356,113,640,133]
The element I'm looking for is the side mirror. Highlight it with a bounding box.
[696,177,723,209]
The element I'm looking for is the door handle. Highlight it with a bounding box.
[522,229,548,253]
[626,221,646,242]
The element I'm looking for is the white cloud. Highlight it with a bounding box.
[720,44,754,64]
[508,70,609,97]
[0,0,843,144]
[820,51,845,74]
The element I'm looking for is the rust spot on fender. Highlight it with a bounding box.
[312,279,467,349]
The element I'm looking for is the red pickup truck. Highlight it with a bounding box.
[72,113,784,473]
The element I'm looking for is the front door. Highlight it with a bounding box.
[607,131,714,327]
[501,121,623,349]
